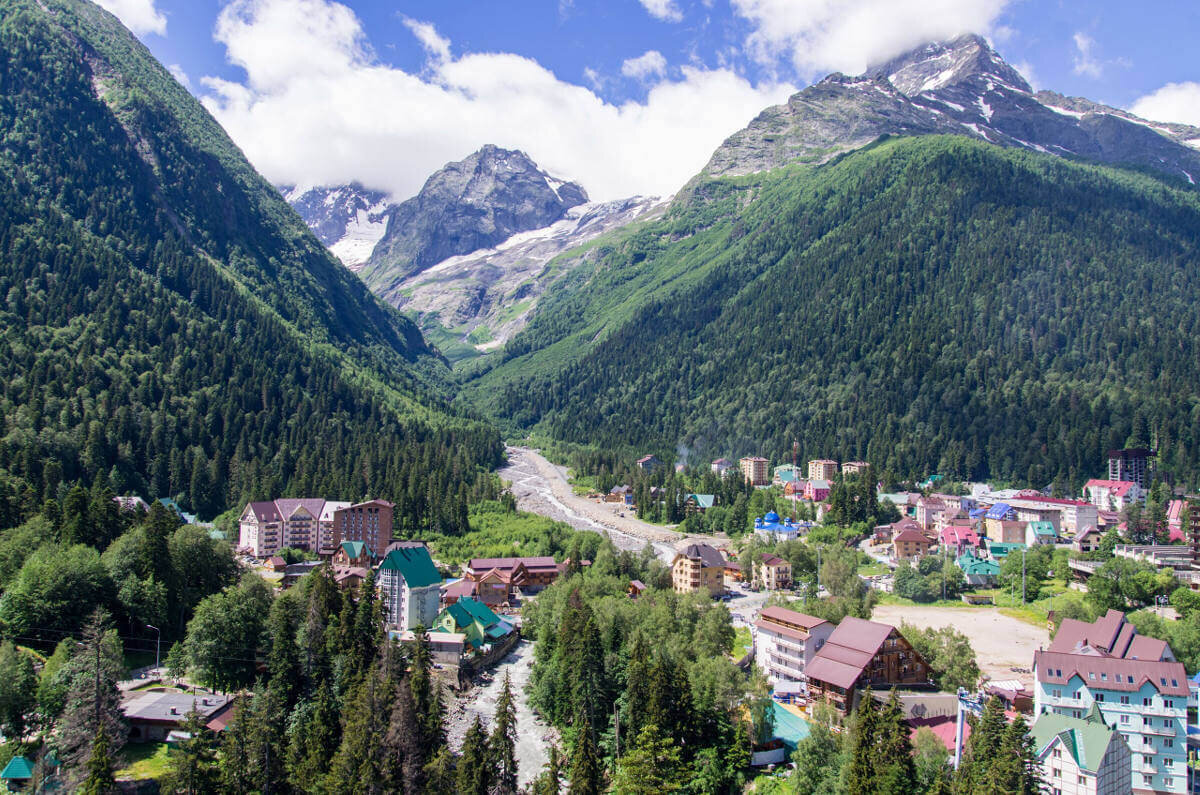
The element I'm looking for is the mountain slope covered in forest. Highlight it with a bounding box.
[464,135,1200,486]
[0,0,501,527]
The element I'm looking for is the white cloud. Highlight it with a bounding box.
[168,64,191,90]
[729,0,1011,78]
[94,0,167,36]
[1072,32,1102,78]
[638,0,684,23]
[621,50,668,81]
[401,17,451,64]
[200,0,794,201]
[1130,82,1200,127]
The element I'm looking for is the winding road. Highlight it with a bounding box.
[498,445,722,563]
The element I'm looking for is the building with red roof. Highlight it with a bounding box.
[893,527,935,562]
[1084,479,1144,512]
[805,617,932,715]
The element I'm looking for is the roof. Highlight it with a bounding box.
[1075,525,1100,541]
[1030,708,1123,774]
[1034,650,1187,695]
[711,458,731,466]
[637,454,659,464]
[320,500,351,522]
[941,526,979,545]
[957,553,1000,576]
[759,553,788,567]
[445,597,504,631]
[245,500,281,522]
[442,578,477,598]
[758,606,829,631]
[807,617,896,689]
[893,528,932,544]
[676,543,725,568]
[0,756,33,781]
[985,502,1013,519]
[1085,479,1137,497]
[468,556,557,572]
[339,540,372,559]
[1029,520,1057,537]
[741,456,768,462]
[380,546,441,588]
[686,494,716,508]
[629,580,646,591]
[807,479,831,490]
[1050,609,1172,661]
[275,498,326,520]
[122,692,233,723]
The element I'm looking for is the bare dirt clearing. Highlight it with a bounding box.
[872,605,1049,688]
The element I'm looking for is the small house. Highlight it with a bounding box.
[892,528,934,562]
[434,597,513,651]
[684,494,716,515]
[1025,520,1057,546]
[628,580,647,598]
[333,540,374,567]
[754,554,793,590]
[804,479,831,502]
[711,458,733,476]
[636,454,662,473]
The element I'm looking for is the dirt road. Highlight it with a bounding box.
[872,605,1048,688]
[445,640,553,789]
[498,446,726,562]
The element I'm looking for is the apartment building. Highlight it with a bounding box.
[753,606,834,693]
[671,543,726,597]
[807,459,839,482]
[1031,707,1132,795]
[239,498,328,557]
[740,457,769,486]
[1107,448,1155,491]
[753,554,793,590]
[1033,652,1187,794]
[331,499,395,554]
[378,546,442,630]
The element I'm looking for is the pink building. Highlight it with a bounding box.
[804,479,831,501]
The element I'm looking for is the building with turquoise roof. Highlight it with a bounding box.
[956,552,1000,586]
[434,596,513,650]
[378,545,441,629]
[1030,705,1131,795]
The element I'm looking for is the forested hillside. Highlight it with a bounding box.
[467,136,1200,487]
[0,0,501,528]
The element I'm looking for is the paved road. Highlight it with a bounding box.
[499,446,712,563]
[445,640,553,789]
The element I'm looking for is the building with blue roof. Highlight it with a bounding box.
[985,502,1015,520]
[754,512,810,542]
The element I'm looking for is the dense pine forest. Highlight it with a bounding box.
[0,0,502,531]
[468,136,1200,488]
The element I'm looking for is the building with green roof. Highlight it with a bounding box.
[1026,520,1058,546]
[377,545,441,629]
[434,596,513,649]
[335,540,374,566]
[985,542,1026,562]
[1031,705,1130,795]
[1,756,33,790]
[956,552,1001,586]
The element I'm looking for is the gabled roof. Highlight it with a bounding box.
[741,456,768,462]
[758,606,829,631]
[1050,609,1173,661]
[893,528,932,544]
[759,553,788,567]
[380,546,441,588]
[1084,479,1137,497]
[468,556,556,572]
[711,458,732,466]
[275,498,325,520]
[320,500,351,522]
[686,494,716,508]
[448,597,504,629]
[957,553,1000,576]
[1029,520,1056,537]
[807,479,831,490]
[1030,709,1122,774]
[807,617,898,689]
[637,454,659,464]
[339,540,372,560]
[442,578,476,598]
[984,502,1013,519]
[1074,525,1100,541]
[244,501,281,522]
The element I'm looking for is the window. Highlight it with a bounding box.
[1120,715,1130,724]
[1095,693,1104,702]
[1164,699,1175,708]
[1089,672,1096,680]
[1144,775,1153,786]
[1143,697,1152,707]
[1171,679,1178,687]
[1120,696,1131,705]
[1101,672,1108,681]
[1165,758,1173,767]
[1144,717,1152,726]
[1077,775,1086,784]
[1165,738,1174,748]
[1144,755,1153,766]
[1052,749,1062,759]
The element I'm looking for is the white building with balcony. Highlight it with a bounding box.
[753,606,833,696]
[1033,650,1188,794]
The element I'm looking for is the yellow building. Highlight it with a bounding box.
[671,543,726,597]
[807,459,839,482]
[739,457,769,486]
[754,554,793,590]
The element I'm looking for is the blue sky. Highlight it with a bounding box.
[97,0,1200,200]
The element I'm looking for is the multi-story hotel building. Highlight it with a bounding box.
[807,459,839,482]
[331,499,395,554]
[754,606,833,693]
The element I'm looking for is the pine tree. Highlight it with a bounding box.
[990,714,1040,795]
[610,723,682,794]
[325,663,393,792]
[456,716,492,795]
[531,745,564,795]
[160,708,219,795]
[285,683,340,792]
[954,695,1009,791]
[489,671,519,793]
[874,690,917,794]
[568,707,603,795]
[59,611,127,784]
[623,633,652,742]
[266,598,302,711]
[79,724,116,795]
[423,746,457,794]
[843,689,879,793]
[382,675,424,793]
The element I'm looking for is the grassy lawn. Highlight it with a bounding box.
[876,578,1086,628]
[116,742,172,781]
[733,625,753,657]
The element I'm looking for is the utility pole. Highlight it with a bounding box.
[146,624,161,674]
[1022,547,1027,605]
[614,705,621,760]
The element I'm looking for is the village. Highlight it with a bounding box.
[6,447,1195,794]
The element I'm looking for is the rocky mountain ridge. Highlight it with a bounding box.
[281,183,392,270]
[702,34,1200,184]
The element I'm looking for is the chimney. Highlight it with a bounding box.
[169,707,178,715]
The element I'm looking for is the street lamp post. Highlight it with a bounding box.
[146,624,161,674]
[1021,547,1027,605]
